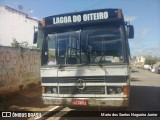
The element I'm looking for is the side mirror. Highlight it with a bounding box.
[33,31,38,44]
[127,25,134,39]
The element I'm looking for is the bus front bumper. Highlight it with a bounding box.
[42,97,129,108]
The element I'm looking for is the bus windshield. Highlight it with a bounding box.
[47,27,124,65]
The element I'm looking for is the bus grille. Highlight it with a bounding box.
[59,86,105,94]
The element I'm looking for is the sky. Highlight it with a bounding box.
[0,0,160,57]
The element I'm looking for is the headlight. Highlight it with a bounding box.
[116,87,123,94]
[107,87,116,94]
[107,86,125,94]
[46,86,52,93]
[52,87,57,94]
[45,86,57,94]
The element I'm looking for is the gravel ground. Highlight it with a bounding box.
[0,84,54,112]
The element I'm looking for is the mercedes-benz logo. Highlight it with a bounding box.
[76,79,86,90]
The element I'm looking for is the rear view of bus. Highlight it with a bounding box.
[34,8,134,108]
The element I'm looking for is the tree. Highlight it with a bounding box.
[132,56,136,61]
[145,57,157,65]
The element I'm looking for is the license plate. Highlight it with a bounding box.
[72,99,88,106]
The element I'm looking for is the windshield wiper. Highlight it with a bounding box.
[94,55,105,71]
[58,63,74,71]
[93,53,109,79]
[58,64,65,71]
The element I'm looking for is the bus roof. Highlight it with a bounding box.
[42,8,124,28]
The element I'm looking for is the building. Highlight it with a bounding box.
[133,56,146,68]
[0,6,39,47]
[136,56,146,63]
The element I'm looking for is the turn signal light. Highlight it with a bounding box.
[42,86,45,93]
[123,86,128,95]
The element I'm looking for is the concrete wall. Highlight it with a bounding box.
[0,46,41,95]
[0,6,38,47]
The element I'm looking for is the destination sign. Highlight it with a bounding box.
[43,9,123,27]
[53,11,108,24]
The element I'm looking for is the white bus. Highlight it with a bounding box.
[34,8,134,108]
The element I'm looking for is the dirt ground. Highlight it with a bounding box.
[0,84,54,112]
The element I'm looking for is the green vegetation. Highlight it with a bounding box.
[11,39,20,48]
[145,56,158,65]
[11,38,28,48]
